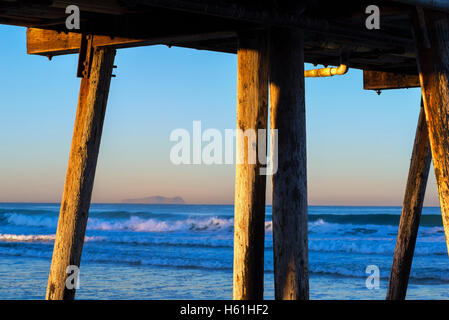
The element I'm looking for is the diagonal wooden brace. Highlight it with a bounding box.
[387,98,432,300]
[46,47,116,300]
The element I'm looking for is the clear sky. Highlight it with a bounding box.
[0,25,440,206]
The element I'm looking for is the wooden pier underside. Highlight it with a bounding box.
[6,0,449,301]
[0,0,424,75]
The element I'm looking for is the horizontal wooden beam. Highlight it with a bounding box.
[138,0,306,27]
[363,70,420,90]
[27,28,236,56]
[51,0,128,15]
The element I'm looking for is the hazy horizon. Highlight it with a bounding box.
[0,200,441,208]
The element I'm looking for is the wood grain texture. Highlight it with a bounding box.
[46,47,116,300]
[414,11,449,257]
[269,27,309,300]
[363,70,420,90]
[27,28,141,56]
[233,30,268,300]
[387,100,432,300]
[27,28,236,56]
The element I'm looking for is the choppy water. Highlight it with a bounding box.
[0,203,448,299]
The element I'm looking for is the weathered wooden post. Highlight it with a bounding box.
[414,10,449,256]
[387,99,432,300]
[46,47,116,300]
[269,27,309,300]
[233,30,269,300]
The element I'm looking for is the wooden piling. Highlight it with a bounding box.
[46,47,116,300]
[414,11,449,256]
[386,99,432,300]
[233,30,268,300]
[269,27,309,300]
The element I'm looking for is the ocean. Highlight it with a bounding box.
[0,203,448,300]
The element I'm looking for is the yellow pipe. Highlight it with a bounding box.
[304,64,348,77]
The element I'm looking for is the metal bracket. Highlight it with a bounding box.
[77,34,94,78]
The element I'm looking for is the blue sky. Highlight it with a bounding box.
[0,25,439,206]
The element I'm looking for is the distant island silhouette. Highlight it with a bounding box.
[122,196,186,204]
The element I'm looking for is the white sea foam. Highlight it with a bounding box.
[3,212,274,234]
[5,213,57,228]
[0,233,103,243]
[87,216,236,233]
[1,211,444,241]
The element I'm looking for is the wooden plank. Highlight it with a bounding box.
[27,28,145,56]
[46,47,116,300]
[269,27,309,300]
[27,28,236,56]
[387,99,432,300]
[52,0,127,15]
[137,0,413,47]
[414,10,449,257]
[233,30,268,300]
[363,70,420,90]
[138,0,305,26]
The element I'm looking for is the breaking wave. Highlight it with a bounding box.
[0,233,103,243]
